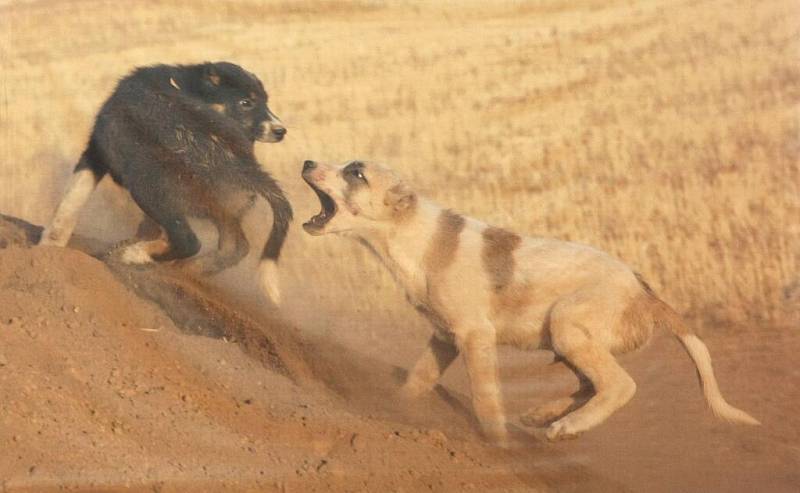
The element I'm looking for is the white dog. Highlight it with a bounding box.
[301,159,759,445]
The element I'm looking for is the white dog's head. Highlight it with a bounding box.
[301,159,417,236]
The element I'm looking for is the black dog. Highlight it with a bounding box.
[40,62,292,302]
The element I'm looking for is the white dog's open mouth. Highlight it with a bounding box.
[303,181,337,234]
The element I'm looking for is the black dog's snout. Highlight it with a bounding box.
[303,160,317,171]
[272,126,287,137]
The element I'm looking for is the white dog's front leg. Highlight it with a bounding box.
[460,326,508,447]
[400,334,459,399]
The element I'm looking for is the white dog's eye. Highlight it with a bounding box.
[345,162,368,183]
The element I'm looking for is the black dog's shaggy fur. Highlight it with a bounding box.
[42,62,292,288]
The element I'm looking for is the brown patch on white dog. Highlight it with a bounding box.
[482,226,522,292]
[424,209,465,276]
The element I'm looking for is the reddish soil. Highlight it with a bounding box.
[1,216,798,492]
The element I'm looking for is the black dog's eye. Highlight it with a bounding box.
[239,99,254,109]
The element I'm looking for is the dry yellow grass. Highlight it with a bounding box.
[1,0,797,330]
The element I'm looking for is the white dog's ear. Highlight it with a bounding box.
[384,182,417,213]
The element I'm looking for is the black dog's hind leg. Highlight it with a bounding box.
[180,213,250,275]
[135,215,163,240]
[40,150,106,246]
[211,215,250,271]
[150,215,201,262]
[120,187,201,265]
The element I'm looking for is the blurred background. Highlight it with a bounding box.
[1,0,797,355]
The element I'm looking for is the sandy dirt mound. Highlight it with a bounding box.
[1,215,798,492]
[0,218,599,492]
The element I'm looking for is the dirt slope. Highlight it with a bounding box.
[1,217,798,492]
[0,218,596,492]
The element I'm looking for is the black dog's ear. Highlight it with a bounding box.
[202,63,221,87]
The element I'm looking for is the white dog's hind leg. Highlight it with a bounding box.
[546,318,636,441]
[400,334,459,399]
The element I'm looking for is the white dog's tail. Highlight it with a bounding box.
[645,290,760,426]
[676,332,760,425]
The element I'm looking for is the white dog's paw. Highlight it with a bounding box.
[545,418,582,442]
[120,243,155,265]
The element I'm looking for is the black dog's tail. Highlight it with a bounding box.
[238,166,293,304]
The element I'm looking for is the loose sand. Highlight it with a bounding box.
[1,216,798,492]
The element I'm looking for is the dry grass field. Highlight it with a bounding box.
[1,0,798,330]
[1,0,799,491]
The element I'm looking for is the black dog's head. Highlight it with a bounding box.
[196,62,286,143]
